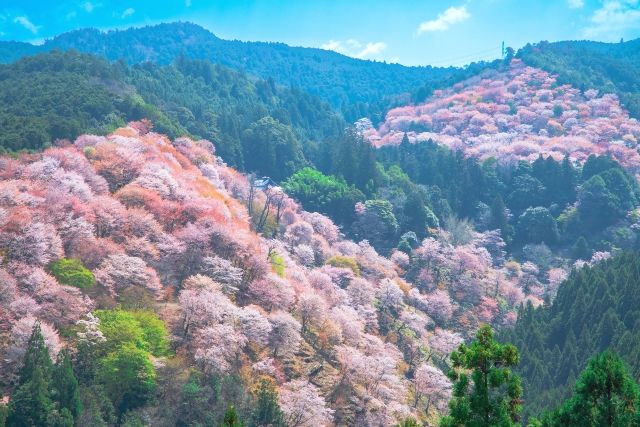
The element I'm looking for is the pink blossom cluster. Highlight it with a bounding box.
[363,60,640,170]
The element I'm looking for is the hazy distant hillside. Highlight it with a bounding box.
[0,22,462,117]
[518,38,640,118]
[364,59,640,170]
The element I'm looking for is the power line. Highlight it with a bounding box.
[426,46,501,66]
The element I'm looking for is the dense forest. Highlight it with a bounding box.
[0,22,466,118]
[0,50,343,171]
[502,252,640,421]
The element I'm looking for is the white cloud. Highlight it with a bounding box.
[583,0,640,40]
[121,7,135,18]
[417,6,470,34]
[82,1,96,12]
[567,0,585,8]
[13,16,40,34]
[355,42,387,59]
[321,39,387,59]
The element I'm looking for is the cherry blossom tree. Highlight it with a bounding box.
[95,253,162,296]
[268,311,302,358]
[413,363,452,412]
[279,380,334,427]
[194,323,247,375]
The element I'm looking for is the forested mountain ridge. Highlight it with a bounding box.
[0,22,463,117]
[0,49,344,174]
[501,252,640,421]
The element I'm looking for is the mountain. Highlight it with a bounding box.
[501,252,640,421]
[0,49,343,173]
[518,38,640,119]
[364,59,640,171]
[0,22,463,118]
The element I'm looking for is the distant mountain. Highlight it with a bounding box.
[0,22,462,118]
[518,38,640,118]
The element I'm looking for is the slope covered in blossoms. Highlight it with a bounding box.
[362,59,640,170]
[0,122,583,425]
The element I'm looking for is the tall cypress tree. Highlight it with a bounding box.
[52,350,82,419]
[7,323,56,426]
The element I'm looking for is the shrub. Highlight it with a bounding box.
[49,258,95,290]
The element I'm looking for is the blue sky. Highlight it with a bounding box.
[1,0,639,66]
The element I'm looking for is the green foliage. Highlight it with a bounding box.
[397,417,421,427]
[269,251,286,278]
[0,50,342,177]
[90,309,167,416]
[325,255,361,276]
[502,252,640,420]
[131,310,171,357]
[2,23,472,118]
[241,116,305,181]
[176,371,250,427]
[0,403,6,427]
[282,167,365,225]
[352,199,400,254]
[52,351,82,419]
[250,378,285,427]
[49,258,95,290]
[535,352,640,427]
[7,359,56,426]
[7,323,80,427]
[440,325,522,427]
[516,207,559,245]
[222,405,245,427]
[572,236,591,260]
[98,343,157,414]
[94,309,169,357]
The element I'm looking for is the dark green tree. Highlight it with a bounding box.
[536,352,640,427]
[578,175,622,229]
[440,325,522,427]
[7,365,56,427]
[250,378,285,427]
[572,236,591,260]
[516,207,559,245]
[222,405,244,427]
[52,350,82,419]
[6,323,73,427]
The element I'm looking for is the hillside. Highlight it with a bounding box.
[0,50,343,174]
[0,22,463,117]
[501,252,640,421]
[518,38,640,119]
[364,59,640,170]
[0,123,548,425]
